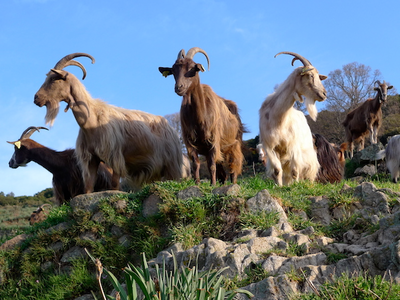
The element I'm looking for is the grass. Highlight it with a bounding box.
[1,175,400,299]
[293,272,400,300]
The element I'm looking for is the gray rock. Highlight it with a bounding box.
[71,191,127,214]
[247,237,284,254]
[261,255,288,275]
[212,184,241,196]
[45,222,71,234]
[142,194,162,217]
[60,246,86,263]
[79,231,97,242]
[177,186,203,200]
[48,241,64,252]
[91,211,106,223]
[309,196,331,225]
[0,233,31,251]
[246,189,287,221]
[354,165,377,176]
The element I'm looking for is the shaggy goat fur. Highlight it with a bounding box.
[313,133,346,184]
[7,126,113,205]
[259,52,327,186]
[159,47,245,185]
[376,135,400,183]
[34,53,183,193]
[342,80,393,158]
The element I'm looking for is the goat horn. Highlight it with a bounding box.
[374,80,382,86]
[275,51,312,66]
[19,126,49,140]
[177,49,185,60]
[185,47,210,71]
[40,203,52,210]
[53,53,95,80]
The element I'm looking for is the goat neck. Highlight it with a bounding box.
[9,140,67,173]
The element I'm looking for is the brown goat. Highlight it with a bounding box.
[7,126,114,205]
[342,80,393,158]
[313,133,346,184]
[34,53,184,193]
[159,47,246,185]
[29,204,52,225]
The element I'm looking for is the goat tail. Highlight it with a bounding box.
[375,149,386,160]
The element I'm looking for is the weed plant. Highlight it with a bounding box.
[293,272,400,300]
[87,250,253,300]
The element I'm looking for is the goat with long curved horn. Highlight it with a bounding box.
[259,51,327,186]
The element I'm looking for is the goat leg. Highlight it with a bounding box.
[188,148,201,184]
[84,157,101,193]
[216,163,227,184]
[206,154,217,185]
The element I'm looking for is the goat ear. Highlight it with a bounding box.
[319,75,328,81]
[50,69,68,80]
[158,67,173,77]
[388,85,393,90]
[196,64,205,72]
[14,141,21,149]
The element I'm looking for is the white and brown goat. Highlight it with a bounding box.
[342,80,393,158]
[159,47,246,185]
[7,126,113,205]
[34,53,184,193]
[259,52,327,186]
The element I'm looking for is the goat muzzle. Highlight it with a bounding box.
[34,94,44,107]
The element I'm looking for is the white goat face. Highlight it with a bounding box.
[297,68,327,121]
[298,68,327,102]
[374,81,393,103]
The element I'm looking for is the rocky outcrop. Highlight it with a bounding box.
[148,183,400,300]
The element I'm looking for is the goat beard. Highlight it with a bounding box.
[305,97,318,121]
[44,100,60,127]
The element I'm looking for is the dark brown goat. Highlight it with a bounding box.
[29,203,52,225]
[159,47,246,185]
[313,134,346,184]
[342,80,393,158]
[7,126,114,205]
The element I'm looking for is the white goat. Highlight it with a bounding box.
[259,52,327,186]
[34,53,183,193]
[376,135,400,183]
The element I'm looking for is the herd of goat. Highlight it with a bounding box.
[5,49,397,224]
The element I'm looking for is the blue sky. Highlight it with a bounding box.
[1,0,399,196]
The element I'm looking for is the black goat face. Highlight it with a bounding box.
[8,144,30,168]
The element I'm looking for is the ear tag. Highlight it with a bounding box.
[15,141,21,149]
[162,71,170,78]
